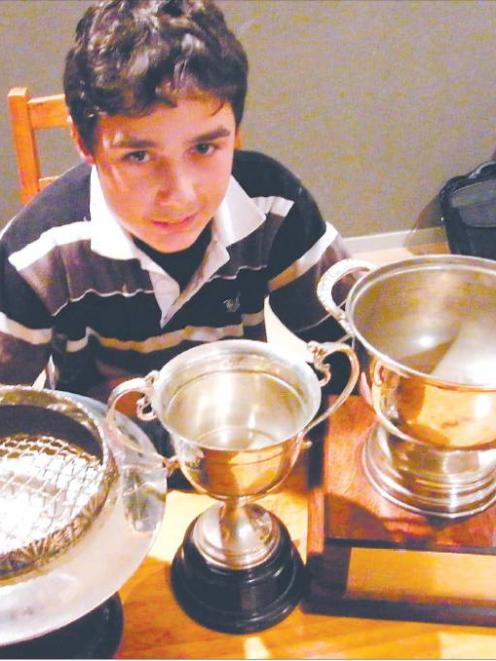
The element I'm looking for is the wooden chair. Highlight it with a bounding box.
[8,87,70,205]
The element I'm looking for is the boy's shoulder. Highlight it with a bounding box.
[2,162,91,250]
[232,150,303,201]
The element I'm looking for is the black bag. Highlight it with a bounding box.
[439,160,496,260]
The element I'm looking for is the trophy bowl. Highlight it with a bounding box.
[0,389,166,658]
[149,340,324,500]
[0,386,116,580]
[318,254,496,517]
[107,338,359,632]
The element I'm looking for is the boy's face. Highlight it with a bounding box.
[78,95,237,253]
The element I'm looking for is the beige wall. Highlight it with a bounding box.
[0,0,93,223]
[2,0,496,238]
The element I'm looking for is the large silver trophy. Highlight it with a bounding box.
[317,254,496,518]
[107,339,358,632]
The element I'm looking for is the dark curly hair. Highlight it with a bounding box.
[64,0,248,151]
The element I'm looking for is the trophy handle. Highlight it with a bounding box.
[316,257,374,335]
[303,340,360,435]
[106,372,179,474]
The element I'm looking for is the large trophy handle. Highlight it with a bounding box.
[316,257,374,333]
[302,340,360,435]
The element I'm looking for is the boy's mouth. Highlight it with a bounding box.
[150,212,197,229]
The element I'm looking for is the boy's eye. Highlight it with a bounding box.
[124,150,149,163]
[195,142,216,155]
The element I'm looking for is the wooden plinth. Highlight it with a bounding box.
[305,397,496,626]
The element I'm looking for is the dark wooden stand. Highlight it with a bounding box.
[305,397,496,626]
[171,515,305,633]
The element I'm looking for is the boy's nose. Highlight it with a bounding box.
[155,165,195,207]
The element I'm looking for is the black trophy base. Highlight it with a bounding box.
[171,516,305,634]
[0,594,123,660]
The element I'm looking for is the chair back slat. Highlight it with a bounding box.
[29,94,68,130]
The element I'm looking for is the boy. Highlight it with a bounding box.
[0,0,350,408]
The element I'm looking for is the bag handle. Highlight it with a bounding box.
[468,160,496,179]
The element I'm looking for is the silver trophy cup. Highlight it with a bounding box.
[107,338,358,632]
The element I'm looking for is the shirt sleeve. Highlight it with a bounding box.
[267,182,352,338]
[0,246,52,384]
[266,183,358,394]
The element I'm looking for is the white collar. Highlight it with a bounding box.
[89,167,141,260]
[211,175,266,246]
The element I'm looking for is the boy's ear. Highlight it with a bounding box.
[68,117,95,165]
[234,127,242,150]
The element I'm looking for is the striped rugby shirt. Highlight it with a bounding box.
[0,150,350,394]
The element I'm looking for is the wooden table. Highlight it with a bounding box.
[116,399,496,659]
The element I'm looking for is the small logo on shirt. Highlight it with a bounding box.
[224,294,240,313]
